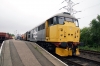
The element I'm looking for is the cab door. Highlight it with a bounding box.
[45,18,53,41]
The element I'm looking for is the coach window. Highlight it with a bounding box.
[28,32,29,34]
[38,26,40,31]
[39,26,41,30]
[40,25,42,30]
[41,24,43,29]
[42,23,45,29]
[28,35,30,38]
[37,27,38,31]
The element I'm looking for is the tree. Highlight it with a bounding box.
[90,15,100,47]
[7,33,15,37]
[80,27,91,46]
[80,15,100,47]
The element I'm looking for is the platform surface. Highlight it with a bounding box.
[0,40,67,66]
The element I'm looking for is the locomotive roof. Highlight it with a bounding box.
[53,12,76,19]
[27,12,76,32]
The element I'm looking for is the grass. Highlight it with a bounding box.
[35,46,37,49]
[34,46,43,54]
[79,46,100,52]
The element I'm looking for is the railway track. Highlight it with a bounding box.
[53,49,100,66]
[79,49,100,62]
[56,55,100,66]
[35,42,100,66]
[80,49,100,55]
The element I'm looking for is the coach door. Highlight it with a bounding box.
[45,20,49,41]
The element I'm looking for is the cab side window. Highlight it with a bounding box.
[48,17,59,26]
[48,18,53,26]
[53,17,57,25]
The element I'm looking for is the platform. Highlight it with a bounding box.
[0,39,67,66]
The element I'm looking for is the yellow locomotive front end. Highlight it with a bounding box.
[45,12,80,56]
[56,21,80,56]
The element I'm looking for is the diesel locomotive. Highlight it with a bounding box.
[22,12,80,56]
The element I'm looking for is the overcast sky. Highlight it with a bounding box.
[0,0,100,35]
